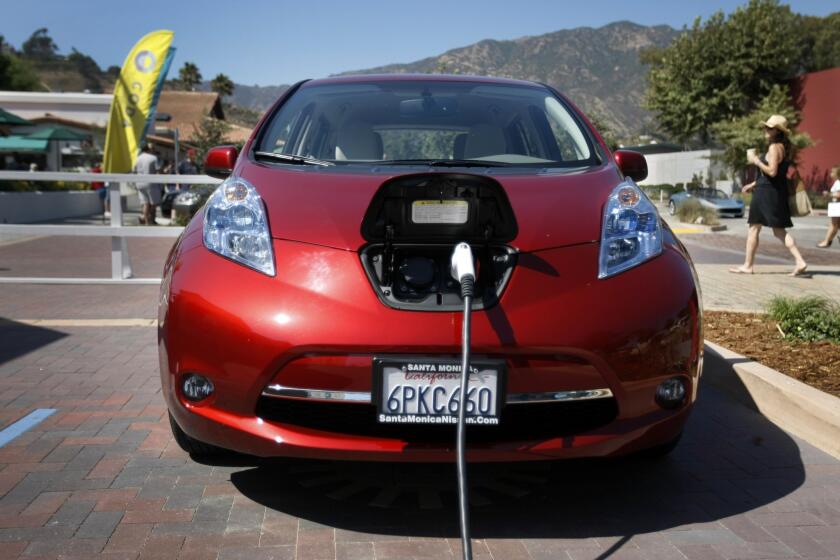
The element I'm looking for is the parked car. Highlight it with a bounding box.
[159,75,702,462]
[669,188,745,218]
[171,185,215,218]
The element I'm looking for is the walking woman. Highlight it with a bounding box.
[730,115,807,276]
[817,166,839,248]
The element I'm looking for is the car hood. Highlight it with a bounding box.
[239,163,624,253]
[709,198,743,208]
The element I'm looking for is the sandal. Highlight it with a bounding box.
[790,265,808,277]
[817,240,832,248]
[728,267,753,274]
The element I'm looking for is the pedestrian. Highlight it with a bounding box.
[133,143,161,225]
[90,161,110,215]
[177,149,198,175]
[729,115,807,277]
[817,166,840,248]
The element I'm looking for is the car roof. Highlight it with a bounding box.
[301,73,546,89]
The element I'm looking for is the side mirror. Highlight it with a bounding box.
[613,150,648,183]
[204,145,238,179]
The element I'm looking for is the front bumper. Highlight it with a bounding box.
[159,224,701,462]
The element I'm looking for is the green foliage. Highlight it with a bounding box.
[0,36,41,91]
[767,295,840,344]
[225,104,262,127]
[711,84,812,174]
[191,117,232,170]
[210,73,235,97]
[0,180,90,192]
[676,198,720,225]
[21,28,58,60]
[68,48,102,92]
[587,111,619,151]
[800,13,840,72]
[644,0,804,143]
[178,62,202,91]
[641,183,678,199]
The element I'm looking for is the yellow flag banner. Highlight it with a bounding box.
[103,30,175,172]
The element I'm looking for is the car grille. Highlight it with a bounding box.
[254,397,619,443]
[718,207,742,215]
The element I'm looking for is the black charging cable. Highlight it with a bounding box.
[450,242,475,560]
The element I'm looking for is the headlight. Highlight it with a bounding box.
[598,180,662,279]
[203,177,275,276]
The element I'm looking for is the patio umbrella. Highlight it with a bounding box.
[25,126,90,170]
[0,108,31,126]
[25,125,89,141]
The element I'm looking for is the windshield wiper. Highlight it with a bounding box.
[254,151,334,167]
[379,159,513,168]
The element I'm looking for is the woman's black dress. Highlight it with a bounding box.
[748,154,793,228]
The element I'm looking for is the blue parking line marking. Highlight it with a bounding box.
[0,408,57,448]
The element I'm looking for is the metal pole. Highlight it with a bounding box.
[174,128,180,190]
[109,181,132,280]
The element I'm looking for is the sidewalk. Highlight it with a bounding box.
[696,264,840,312]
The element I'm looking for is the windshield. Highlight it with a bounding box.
[256,80,598,167]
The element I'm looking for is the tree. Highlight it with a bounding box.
[711,84,812,176]
[800,12,840,72]
[643,0,803,143]
[190,117,231,170]
[0,36,41,91]
[68,48,102,92]
[210,73,234,97]
[178,62,202,91]
[21,28,58,60]
[587,111,619,152]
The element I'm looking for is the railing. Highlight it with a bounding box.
[0,170,222,284]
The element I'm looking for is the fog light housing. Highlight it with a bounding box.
[655,377,686,409]
[182,374,214,402]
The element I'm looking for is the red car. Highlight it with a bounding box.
[159,74,702,462]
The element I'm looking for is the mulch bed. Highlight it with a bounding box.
[704,311,840,398]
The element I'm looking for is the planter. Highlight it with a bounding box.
[704,340,840,459]
[0,190,102,224]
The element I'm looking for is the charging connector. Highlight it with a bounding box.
[450,241,474,560]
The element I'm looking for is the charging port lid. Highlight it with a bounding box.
[360,173,518,243]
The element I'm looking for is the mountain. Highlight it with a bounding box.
[338,21,679,137]
[213,83,289,112]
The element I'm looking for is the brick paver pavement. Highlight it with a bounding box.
[695,264,840,312]
[0,320,839,559]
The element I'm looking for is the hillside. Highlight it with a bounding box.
[9,21,678,136]
[339,21,679,137]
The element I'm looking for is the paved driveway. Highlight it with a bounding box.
[1,235,840,559]
[0,316,839,559]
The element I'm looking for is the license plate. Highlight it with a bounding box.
[373,357,505,425]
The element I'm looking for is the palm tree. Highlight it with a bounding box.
[210,73,234,98]
[178,62,202,91]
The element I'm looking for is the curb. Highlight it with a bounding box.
[703,340,840,459]
[672,223,728,234]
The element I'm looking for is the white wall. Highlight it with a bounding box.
[0,92,111,127]
[0,191,102,224]
[639,149,727,187]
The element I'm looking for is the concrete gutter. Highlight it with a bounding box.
[704,340,840,459]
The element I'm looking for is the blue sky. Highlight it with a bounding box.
[2,0,837,86]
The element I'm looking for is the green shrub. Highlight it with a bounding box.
[676,198,720,225]
[766,295,840,343]
[641,183,677,200]
[808,192,829,210]
[0,180,91,192]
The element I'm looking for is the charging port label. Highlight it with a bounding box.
[411,200,469,224]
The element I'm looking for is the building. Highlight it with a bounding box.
[792,67,840,190]
[0,90,252,170]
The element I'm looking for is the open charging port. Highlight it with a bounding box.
[359,173,519,311]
